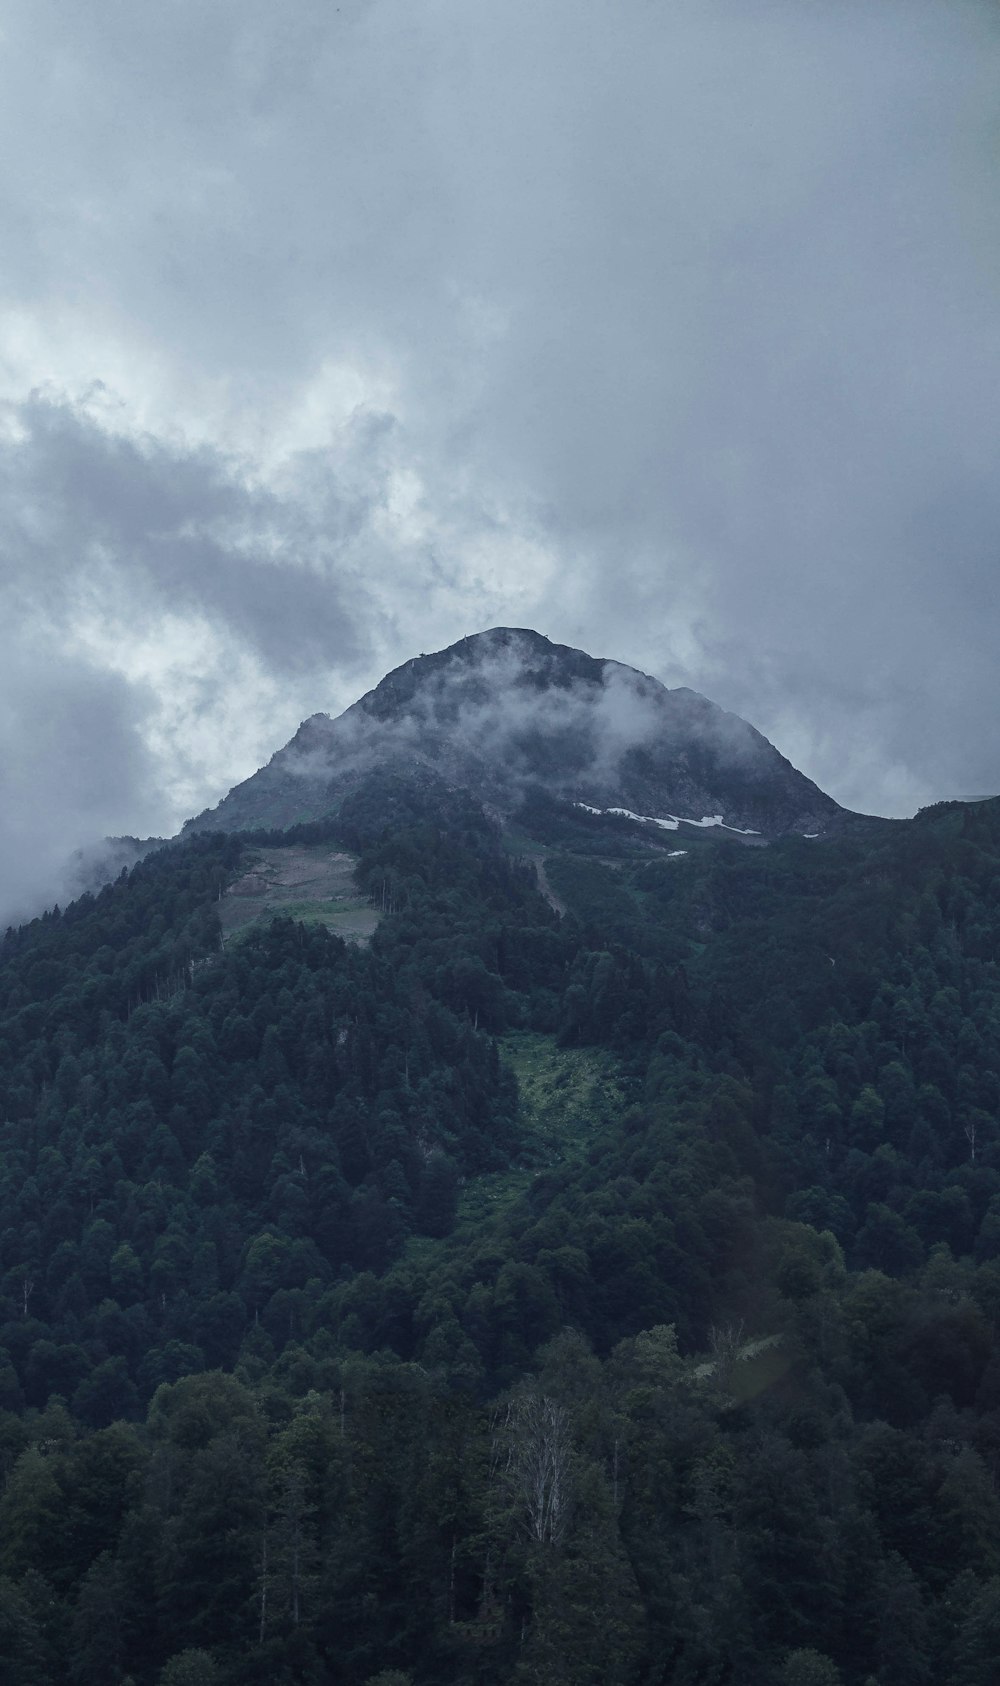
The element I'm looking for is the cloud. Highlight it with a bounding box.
[0,0,998,918]
[1,394,374,672]
[0,633,159,929]
[262,628,823,839]
[0,391,393,920]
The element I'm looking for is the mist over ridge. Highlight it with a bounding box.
[185,627,844,841]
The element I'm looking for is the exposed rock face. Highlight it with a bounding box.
[183,627,846,839]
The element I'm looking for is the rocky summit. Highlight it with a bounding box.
[184,627,846,840]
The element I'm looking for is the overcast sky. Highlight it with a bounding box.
[1,0,999,920]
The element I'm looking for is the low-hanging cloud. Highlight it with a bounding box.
[257,629,821,840]
[0,636,159,928]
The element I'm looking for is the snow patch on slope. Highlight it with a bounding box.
[574,802,759,836]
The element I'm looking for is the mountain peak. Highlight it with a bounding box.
[355,628,608,723]
[184,628,843,840]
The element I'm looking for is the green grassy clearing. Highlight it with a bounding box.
[454,1031,625,1227]
[220,843,380,944]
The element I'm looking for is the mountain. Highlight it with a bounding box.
[183,627,846,841]
[4,700,1000,1680]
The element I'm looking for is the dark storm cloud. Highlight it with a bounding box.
[0,395,371,676]
[0,0,998,920]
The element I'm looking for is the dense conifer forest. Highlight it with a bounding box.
[3,775,1000,1683]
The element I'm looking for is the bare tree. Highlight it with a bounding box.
[708,1320,745,1378]
[491,1386,573,1547]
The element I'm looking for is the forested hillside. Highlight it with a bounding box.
[2,779,1000,1684]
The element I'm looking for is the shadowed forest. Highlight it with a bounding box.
[2,774,1000,1683]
